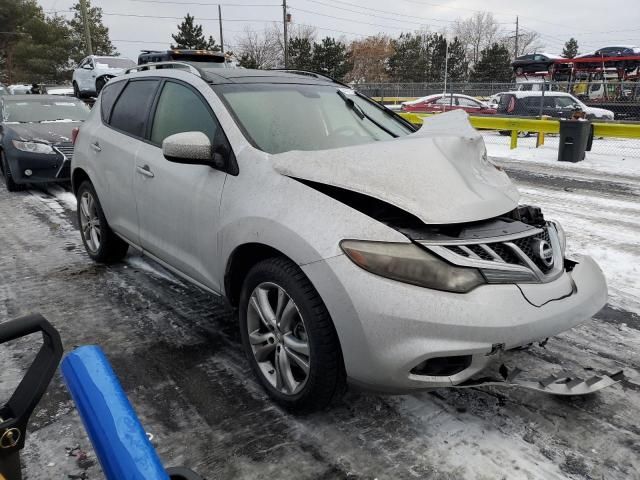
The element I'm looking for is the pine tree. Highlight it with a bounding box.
[470,43,512,82]
[387,32,430,82]
[563,38,579,58]
[68,0,117,63]
[288,37,313,70]
[171,14,219,51]
[310,37,348,80]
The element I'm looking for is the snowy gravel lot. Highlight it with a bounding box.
[1,135,640,479]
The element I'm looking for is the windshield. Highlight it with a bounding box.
[3,99,90,123]
[95,57,136,69]
[216,83,413,154]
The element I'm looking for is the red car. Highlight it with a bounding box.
[401,94,497,114]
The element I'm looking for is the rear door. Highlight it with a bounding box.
[94,78,160,244]
[133,79,229,290]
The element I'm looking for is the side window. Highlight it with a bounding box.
[434,96,451,105]
[100,80,127,123]
[457,97,480,108]
[150,81,220,146]
[78,58,86,68]
[109,79,159,138]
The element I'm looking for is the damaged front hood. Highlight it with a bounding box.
[271,110,519,224]
[5,122,81,144]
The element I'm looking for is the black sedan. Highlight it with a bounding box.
[511,53,566,75]
[0,95,89,191]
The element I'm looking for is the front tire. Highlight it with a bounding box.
[239,257,346,412]
[77,181,128,263]
[73,81,81,99]
[1,152,23,192]
[95,77,107,96]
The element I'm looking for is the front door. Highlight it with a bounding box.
[134,80,229,291]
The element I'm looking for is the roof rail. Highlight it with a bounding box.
[269,69,351,88]
[124,61,203,77]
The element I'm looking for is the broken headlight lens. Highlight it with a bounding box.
[12,140,55,155]
[340,240,485,293]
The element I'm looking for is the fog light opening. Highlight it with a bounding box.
[411,355,473,377]
[24,169,33,177]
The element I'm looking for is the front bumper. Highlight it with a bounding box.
[6,149,71,184]
[302,253,607,392]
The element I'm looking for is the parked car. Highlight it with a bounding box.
[574,46,640,71]
[487,92,507,109]
[72,55,136,99]
[7,84,32,95]
[71,67,607,411]
[401,93,497,114]
[497,91,615,120]
[511,53,566,75]
[0,95,89,191]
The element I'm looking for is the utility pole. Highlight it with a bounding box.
[443,37,449,98]
[218,4,224,53]
[282,0,288,68]
[80,0,93,56]
[514,16,519,58]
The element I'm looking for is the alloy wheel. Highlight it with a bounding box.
[79,190,101,253]
[246,282,311,395]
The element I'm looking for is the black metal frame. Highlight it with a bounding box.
[0,314,63,480]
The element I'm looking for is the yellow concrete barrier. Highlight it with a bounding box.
[398,113,640,148]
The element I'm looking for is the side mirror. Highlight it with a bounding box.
[82,64,93,70]
[162,131,226,170]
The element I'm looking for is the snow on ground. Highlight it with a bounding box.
[484,132,640,178]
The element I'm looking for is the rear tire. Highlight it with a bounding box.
[1,152,24,192]
[239,257,346,412]
[77,180,129,263]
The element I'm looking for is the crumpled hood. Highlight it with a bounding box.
[271,110,520,224]
[6,122,81,144]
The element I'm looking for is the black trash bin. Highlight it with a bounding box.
[558,119,591,162]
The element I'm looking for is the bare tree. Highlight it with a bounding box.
[503,30,544,57]
[453,12,501,66]
[236,26,280,69]
[268,22,316,67]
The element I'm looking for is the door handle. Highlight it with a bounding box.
[90,142,101,152]
[136,165,154,178]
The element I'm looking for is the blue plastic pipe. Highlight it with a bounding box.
[61,346,170,480]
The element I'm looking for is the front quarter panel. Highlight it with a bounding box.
[217,145,409,287]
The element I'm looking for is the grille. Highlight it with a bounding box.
[54,143,74,160]
[439,226,558,276]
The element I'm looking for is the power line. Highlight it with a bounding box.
[302,0,455,25]
[130,0,279,6]
[289,6,418,31]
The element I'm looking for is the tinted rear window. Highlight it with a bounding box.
[100,80,126,123]
[109,80,159,138]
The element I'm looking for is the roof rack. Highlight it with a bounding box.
[124,61,204,77]
[269,69,351,88]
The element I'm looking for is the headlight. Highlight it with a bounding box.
[340,240,485,293]
[12,140,55,155]
[550,220,566,255]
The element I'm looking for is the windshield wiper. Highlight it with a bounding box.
[336,90,398,138]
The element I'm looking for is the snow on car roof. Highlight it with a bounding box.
[401,93,480,105]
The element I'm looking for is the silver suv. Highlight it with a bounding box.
[71,65,608,411]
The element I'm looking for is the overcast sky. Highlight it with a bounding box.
[38,0,640,62]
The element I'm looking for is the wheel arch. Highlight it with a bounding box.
[71,167,91,195]
[224,243,289,307]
